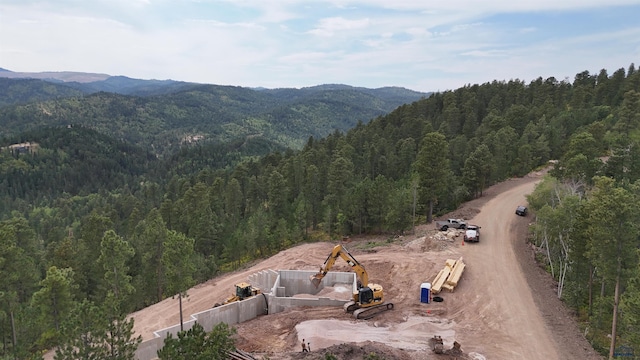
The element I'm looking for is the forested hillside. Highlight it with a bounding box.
[1,64,639,359]
[61,76,194,96]
[0,78,84,107]
[0,80,427,154]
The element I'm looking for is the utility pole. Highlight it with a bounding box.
[11,311,17,360]
[179,292,184,331]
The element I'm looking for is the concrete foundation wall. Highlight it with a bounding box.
[270,296,348,314]
[153,319,197,340]
[249,269,279,293]
[135,316,199,360]
[134,337,164,360]
[275,270,356,296]
[134,269,356,360]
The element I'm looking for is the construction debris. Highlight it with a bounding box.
[429,336,464,357]
[226,349,257,360]
[432,229,460,242]
[432,257,466,294]
[429,335,444,354]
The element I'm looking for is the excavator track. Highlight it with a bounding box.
[352,302,394,320]
[343,301,358,313]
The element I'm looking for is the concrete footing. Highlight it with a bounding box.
[134,270,356,360]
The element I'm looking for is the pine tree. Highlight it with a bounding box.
[157,322,235,360]
[55,300,106,360]
[413,132,451,222]
[31,266,77,344]
[99,230,135,309]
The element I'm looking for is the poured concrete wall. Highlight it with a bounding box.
[267,270,355,313]
[135,316,199,360]
[135,296,268,360]
[193,294,268,326]
[272,270,356,296]
[134,269,356,360]
[248,269,279,292]
[134,337,164,360]
[269,296,348,314]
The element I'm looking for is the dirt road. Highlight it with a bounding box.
[452,180,559,359]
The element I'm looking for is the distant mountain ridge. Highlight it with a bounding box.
[0,68,428,96]
[0,78,85,106]
[0,68,110,83]
[0,70,430,155]
[66,75,192,95]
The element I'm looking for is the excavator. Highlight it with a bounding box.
[310,244,394,320]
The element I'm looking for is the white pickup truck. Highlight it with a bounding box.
[435,218,467,231]
[464,225,481,242]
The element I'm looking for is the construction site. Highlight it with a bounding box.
[120,171,603,360]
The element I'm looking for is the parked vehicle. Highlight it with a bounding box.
[515,206,528,216]
[464,225,481,242]
[435,218,467,231]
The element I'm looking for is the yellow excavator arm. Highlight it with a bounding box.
[310,244,368,288]
[309,244,393,319]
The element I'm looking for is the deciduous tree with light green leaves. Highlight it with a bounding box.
[584,177,640,359]
[531,194,581,299]
[619,261,640,352]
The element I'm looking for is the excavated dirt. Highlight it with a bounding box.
[43,169,604,360]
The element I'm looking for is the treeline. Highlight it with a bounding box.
[0,64,639,358]
[528,99,640,356]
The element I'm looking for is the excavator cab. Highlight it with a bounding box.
[358,287,374,304]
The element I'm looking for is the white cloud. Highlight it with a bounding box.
[323,0,640,12]
[460,50,509,58]
[1,0,639,91]
[308,17,371,37]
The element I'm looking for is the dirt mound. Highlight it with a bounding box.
[271,340,474,360]
[269,341,430,360]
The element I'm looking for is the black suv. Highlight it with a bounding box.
[515,206,528,216]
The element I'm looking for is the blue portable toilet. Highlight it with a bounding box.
[420,282,431,303]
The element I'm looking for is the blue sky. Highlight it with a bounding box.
[1,0,639,92]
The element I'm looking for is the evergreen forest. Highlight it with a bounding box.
[1,64,640,359]
[0,78,427,154]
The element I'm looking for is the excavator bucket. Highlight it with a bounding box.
[310,274,323,288]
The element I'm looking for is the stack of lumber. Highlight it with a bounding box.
[431,257,465,294]
[227,349,257,360]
